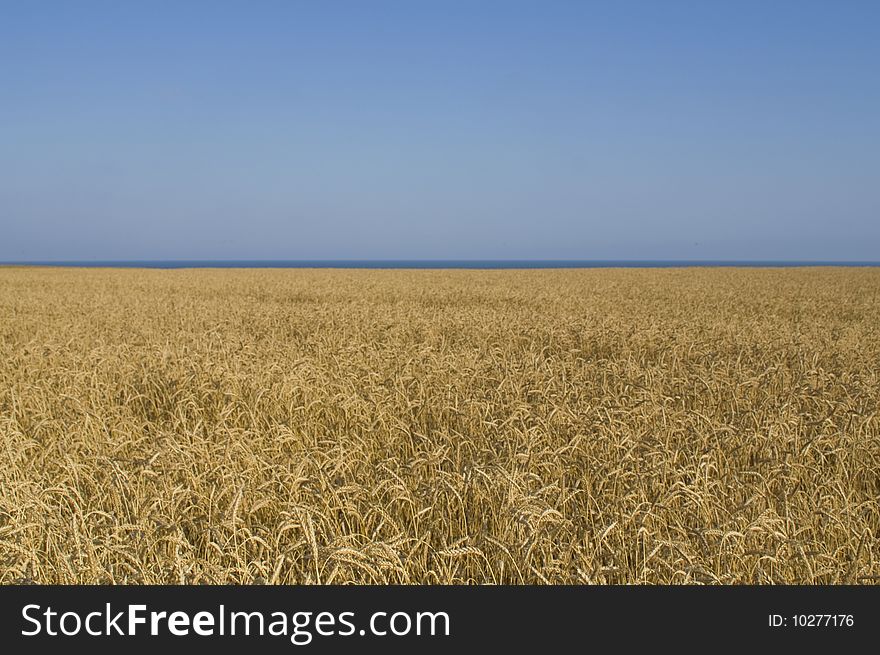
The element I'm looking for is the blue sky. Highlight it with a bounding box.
[1,1,878,261]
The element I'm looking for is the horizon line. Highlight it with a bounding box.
[2,258,880,270]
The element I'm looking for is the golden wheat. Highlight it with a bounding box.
[1,266,878,584]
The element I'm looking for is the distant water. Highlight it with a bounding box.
[2,260,879,269]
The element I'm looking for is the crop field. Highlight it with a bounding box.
[1,266,878,584]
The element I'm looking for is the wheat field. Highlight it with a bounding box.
[1,266,878,584]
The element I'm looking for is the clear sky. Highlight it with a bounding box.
[2,1,878,261]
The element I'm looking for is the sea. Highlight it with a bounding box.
[2,260,878,269]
